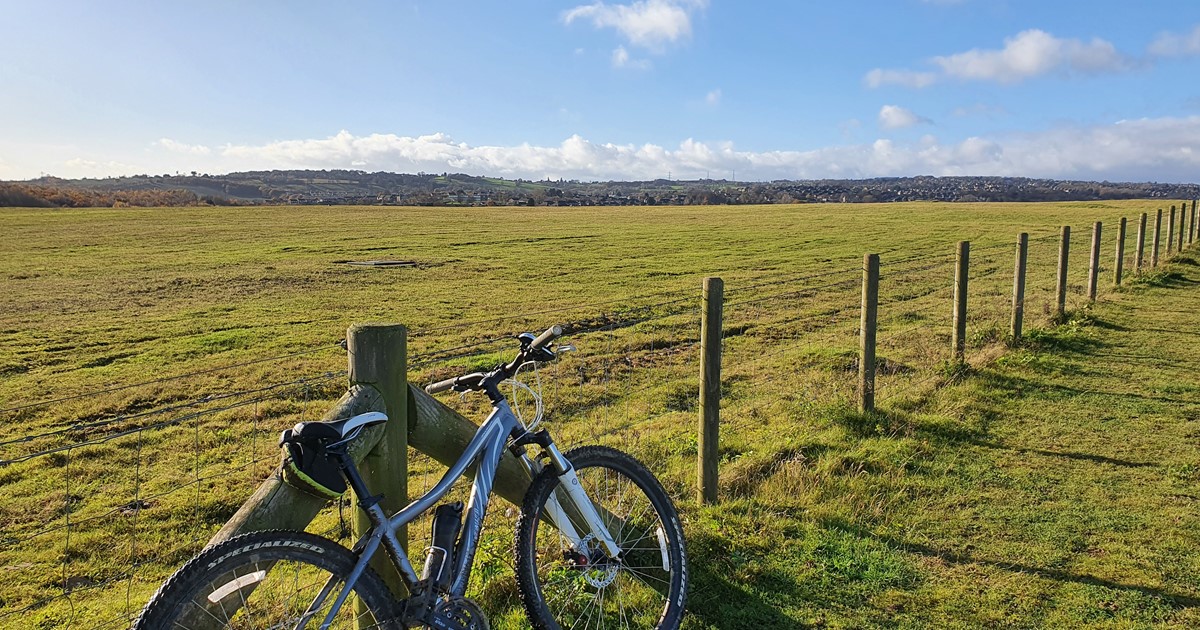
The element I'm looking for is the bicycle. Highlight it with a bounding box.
[134,325,688,629]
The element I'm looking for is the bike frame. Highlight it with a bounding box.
[311,399,619,629]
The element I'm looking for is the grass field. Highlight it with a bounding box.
[1,200,1198,628]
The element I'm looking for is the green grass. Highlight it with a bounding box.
[1,201,1198,628]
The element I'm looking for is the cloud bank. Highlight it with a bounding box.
[119,116,1200,184]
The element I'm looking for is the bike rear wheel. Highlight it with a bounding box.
[134,529,399,629]
[514,446,688,629]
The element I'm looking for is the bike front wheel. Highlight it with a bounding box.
[134,529,399,629]
[514,445,688,629]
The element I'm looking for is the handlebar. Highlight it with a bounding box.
[530,324,562,349]
[423,325,564,396]
[425,373,473,394]
[425,377,456,394]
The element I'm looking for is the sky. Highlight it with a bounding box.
[3,0,1200,183]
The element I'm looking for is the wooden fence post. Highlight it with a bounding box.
[698,277,723,505]
[859,254,879,413]
[1055,226,1070,320]
[1114,217,1126,286]
[1185,198,1195,244]
[953,241,969,362]
[1087,221,1102,301]
[1152,209,1162,267]
[1168,206,1176,254]
[1190,200,1197,246]
[1178,204,1186,251]
[345,323,409,599]
[1135,212,1147,271]
[1011,233,1028,342]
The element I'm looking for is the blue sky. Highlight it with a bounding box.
[2,0,1199,182]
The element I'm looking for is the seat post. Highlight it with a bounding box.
[333,449,385,513]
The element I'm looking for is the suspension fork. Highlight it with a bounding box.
[516,430,621,559]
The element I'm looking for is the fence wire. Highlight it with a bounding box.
[3,216,1171,627]
[0,364,346,629]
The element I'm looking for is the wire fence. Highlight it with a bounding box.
[1,210,1189,627]
[0,355,348,629]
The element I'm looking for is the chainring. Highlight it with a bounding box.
[431,596,490,630]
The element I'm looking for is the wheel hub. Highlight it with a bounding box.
[570,534,619,588]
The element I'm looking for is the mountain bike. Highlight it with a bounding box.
[134,325,688,629]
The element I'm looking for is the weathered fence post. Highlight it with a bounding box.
[346,323,409,599]
[1152,209,1162,267]
[1178,204,1186,251]
[1087,221,1102,301]
[698,277,723,505]
[1114,217,1126,286]
[1168,206,1176,255]
[953,241,969,362]
[1190,200,1196,246]
[1055,226,1070,320]
[859,254,879,413]
[1193,199,1199,246]
[1135,212,1147,271]
[1011,233,1028,342]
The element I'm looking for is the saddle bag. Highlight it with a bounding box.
[279,427,347,499]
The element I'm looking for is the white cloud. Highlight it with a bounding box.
[196,118,1200,183]
[155,138,211,155]
[563,0,706,50]
[705,88,721,106]
[878,105,931,130]
[1148,24,1200,57]
[867,29,1132,88]
[13,117,1200,182]
[611,45,651,69]
[933,29,1129,83]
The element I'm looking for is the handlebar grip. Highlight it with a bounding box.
[530,324,563,349]
[425,376,459,394]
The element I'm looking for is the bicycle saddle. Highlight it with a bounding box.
[284,411,389,446]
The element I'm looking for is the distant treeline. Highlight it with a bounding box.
[0,183,240,208]
[2,171,1197,208]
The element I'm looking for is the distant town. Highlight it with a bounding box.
[2,170,1197,208]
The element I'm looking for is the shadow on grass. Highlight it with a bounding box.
[978,369,1198,408]
[1084,316,1129,332]
[832,407,911,438]
[964,439,1156,469]
[1128,270,1198,289]
[822,518,1200,609]
[684,538,802,628]
[1021,327,1108,354]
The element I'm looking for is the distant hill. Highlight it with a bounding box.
[2,170,1197,208]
